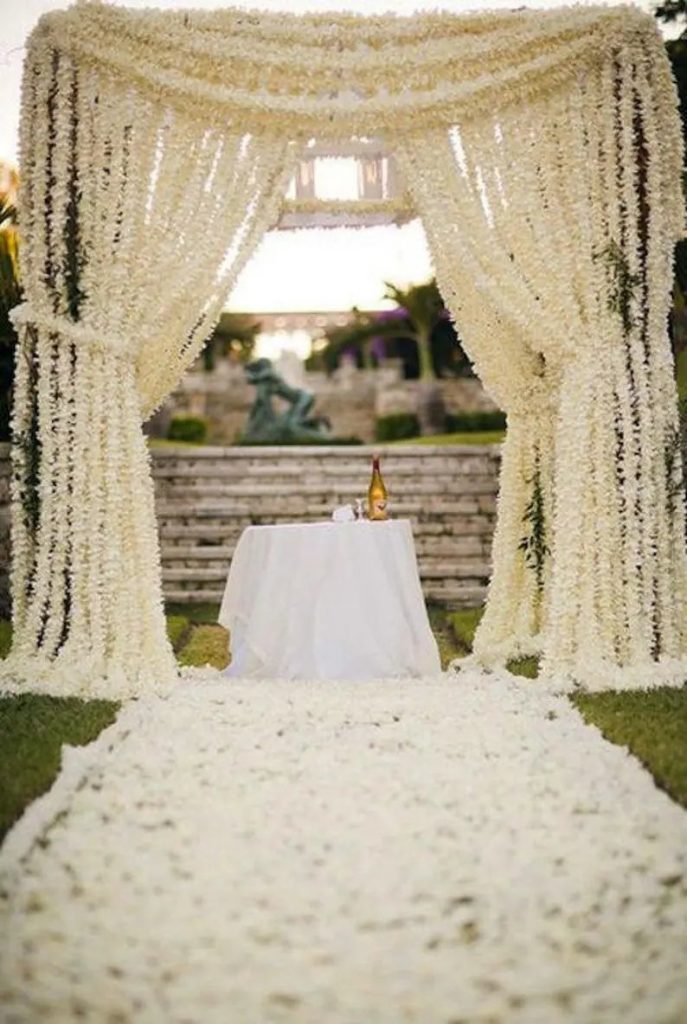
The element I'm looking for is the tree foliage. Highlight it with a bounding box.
[655,4,687,373]
[309,278,471,381]
[202,312,261,371]
[0,165,20,442]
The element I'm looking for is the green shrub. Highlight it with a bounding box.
[444,410,506,433]
[237,434,362,446]
[375,413,420,442]
[167,415,208,444]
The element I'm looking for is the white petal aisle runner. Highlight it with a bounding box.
[1,674,686,1023]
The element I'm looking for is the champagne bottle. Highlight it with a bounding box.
[368,455,388,521]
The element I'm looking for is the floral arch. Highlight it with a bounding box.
[2,2,686,697]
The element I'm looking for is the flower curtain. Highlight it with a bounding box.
[2,2,685,695]
[4,17,294,694]
[397,42,687,689]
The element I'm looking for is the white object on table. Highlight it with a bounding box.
[331,504,355,522]
[219,520,441,680]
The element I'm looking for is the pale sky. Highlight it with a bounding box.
[0,0,665,322]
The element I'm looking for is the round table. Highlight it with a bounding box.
[219,520,441,680]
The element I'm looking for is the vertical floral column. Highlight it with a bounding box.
[1,29,294,696]
[542,49,687,687]
[396,137,557,664]
[6,316,176,694]
[473,409,555,665]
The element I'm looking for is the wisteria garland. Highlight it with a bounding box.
[1,2,686,696]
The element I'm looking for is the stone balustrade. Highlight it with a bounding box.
[151,361,498,445]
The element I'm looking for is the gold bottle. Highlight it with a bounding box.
[368,455,388,521]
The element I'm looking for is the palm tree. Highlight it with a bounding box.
[382,281,447,434]
[312,278,461,434]
[382,281,443,383]
[316,306,395,373]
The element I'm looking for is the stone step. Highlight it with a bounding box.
[417,559,491,580]
[162,545,236,560]
[164,588,225,605]
[161,560,490,583]
[423,583,488,607]
[156,514,495,536]
[151,446,498,463]
[162,582,488,608]
[155,499,495,518]
[153,478,498,499]
[159,535,489,560]
[150,445,501,609]
[152,459,497,480]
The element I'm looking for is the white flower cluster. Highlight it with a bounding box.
[1,674,686,1020]
[2,3,686,696]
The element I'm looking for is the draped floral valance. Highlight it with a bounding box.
[30,4,675,135]
[3,2,686,698]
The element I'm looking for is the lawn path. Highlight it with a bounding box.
[1,673,686,1023]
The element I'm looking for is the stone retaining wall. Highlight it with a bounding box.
[152,362,498,445]
[0,442,502,614]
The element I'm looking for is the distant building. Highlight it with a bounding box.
[278,139,412,230]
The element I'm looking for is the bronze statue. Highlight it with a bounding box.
[240,358,331,444]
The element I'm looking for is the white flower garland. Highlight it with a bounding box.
[1,3,685,696]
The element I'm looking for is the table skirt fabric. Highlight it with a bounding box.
[219,520,441,680]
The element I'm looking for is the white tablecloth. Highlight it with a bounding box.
[219,520,441,680]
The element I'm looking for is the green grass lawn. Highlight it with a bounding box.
[147,437,205,449]
[165,602,221,625]
[0,620,12,659]
[177,623,229,670]
[676,348,687,401]
[1,605,685,842]
[395,431,505,446]
[0,614,229,842]
[167,614,192,651]
[0,693,118,841]
[150,434,505,448]
[444,607,687,807]
[572,690,687,808]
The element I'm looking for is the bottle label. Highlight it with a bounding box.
[370,498,388,520]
